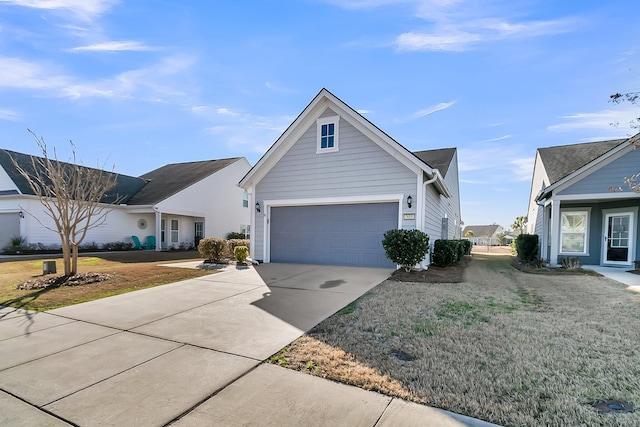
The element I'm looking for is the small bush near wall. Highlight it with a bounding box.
[382,229,430,272]
[515,234,539,264]
[227,232,249,240]
[227,239,250,256]
[461,239,472,256]
[432,240,458,267]
[198,238,228,262]
[432,239,471,267]
[234,246,249,263]
[559,257,582,270]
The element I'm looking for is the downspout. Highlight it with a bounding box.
[421,170,441,269]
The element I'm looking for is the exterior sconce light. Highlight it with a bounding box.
[255,202,261,213]
[19,211,25,218]
[406,195,412,209]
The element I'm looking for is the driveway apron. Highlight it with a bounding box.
[0,263,391,427]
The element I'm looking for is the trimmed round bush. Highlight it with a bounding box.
[198,238,228,262]
[382,229,430,272]
[234,245,249,263]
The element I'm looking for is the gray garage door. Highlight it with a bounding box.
[270,203,398,268]
[0,213,20,249]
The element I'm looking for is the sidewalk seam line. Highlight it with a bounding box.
[0,387,79,427]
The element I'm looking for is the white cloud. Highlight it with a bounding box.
[480,134,511,143]
[70,41,157,52]
[409,100,457,120]
[0,108,21,121]
[0,0,118,21]
[331,0,581,52]
[0,56,70,90]
[547,107,639,132]
[396,18,576,51]
[509,157,534,182]
[357,109,372,115]
[216,107,240,117]
[0,54,196,100]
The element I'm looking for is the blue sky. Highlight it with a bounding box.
[1,0,638,230]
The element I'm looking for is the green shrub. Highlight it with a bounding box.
[228,239,250,256]
[515,234,539,264]
[227,231,248,239]
[461,239,472,256]
[198,237,228,262]
[432,239,457,267]
[382,229,430,272]
[234,245,249,263]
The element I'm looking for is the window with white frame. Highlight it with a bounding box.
[240,224,250,238]
[242,191,249,208]
[560,210,589,254]
[316,116,339,153]
[170,219,179,243]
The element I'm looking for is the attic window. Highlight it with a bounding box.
[317,116,339,153]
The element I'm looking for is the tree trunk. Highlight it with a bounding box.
[71,243,79,275]
[61,242,71,276]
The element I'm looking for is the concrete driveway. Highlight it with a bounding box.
[1,263,498,427]
[0,264,393,426]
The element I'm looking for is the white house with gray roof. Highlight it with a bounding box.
[0,149,250,251]
[527,135,640,267]
[239,88,461,268]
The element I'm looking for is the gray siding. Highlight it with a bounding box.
[560,148,640,195]
[441,152,461,238]
[527,153,549,235]
[254,108,418,261]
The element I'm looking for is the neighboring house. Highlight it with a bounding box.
[527,136,640,267]
[239,88,461,268]
[0,149,251,250]
[462,224,504,246]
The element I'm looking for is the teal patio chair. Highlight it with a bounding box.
[145,235,156,250]
[131,235,145,250]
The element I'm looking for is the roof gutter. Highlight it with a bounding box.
[424,169,452,198]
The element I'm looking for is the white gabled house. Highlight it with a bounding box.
[0,149,251,251]
[239,88,462,268]
[527,135,640,267]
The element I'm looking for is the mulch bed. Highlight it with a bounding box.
[17,273,113,290]
[510,258,602,276]
[389,256,470,283]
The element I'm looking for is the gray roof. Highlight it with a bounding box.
[1,149,242,206]
[462,224,502,237]
[0,149,147,204]
[538,138,627,185]
[127,157,242,205]
[412,148,456,177]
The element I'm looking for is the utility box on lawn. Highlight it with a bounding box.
[43,260,57,275]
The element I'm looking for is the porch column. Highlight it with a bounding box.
[154,210,162,251]
[549,199,560,266]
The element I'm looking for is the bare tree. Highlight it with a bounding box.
[610,91,640,193]
[11,130,123,276]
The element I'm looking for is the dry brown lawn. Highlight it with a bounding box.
[0,250,213,311]
[268,254,640,426]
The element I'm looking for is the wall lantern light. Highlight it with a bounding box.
[19,211,25,218]
[255,202,261,213]
[406,195,412,209]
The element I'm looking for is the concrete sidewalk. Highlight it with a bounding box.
[1,264,499,427]
[584,264,640,292]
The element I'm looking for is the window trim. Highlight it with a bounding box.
[316,116,339,154]
[242,191,249,208]
[559,208,590,256]
[170,219,179,244]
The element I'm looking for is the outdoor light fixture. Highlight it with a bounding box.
[18,211,24,218]
[255,202,261,213]
[406,195,412,209]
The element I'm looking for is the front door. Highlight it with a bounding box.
[603,212,634,265]
[194,222,203,247]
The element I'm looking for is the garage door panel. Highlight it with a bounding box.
[270,203,397,268]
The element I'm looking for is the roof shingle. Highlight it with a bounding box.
[538,139,627,185]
